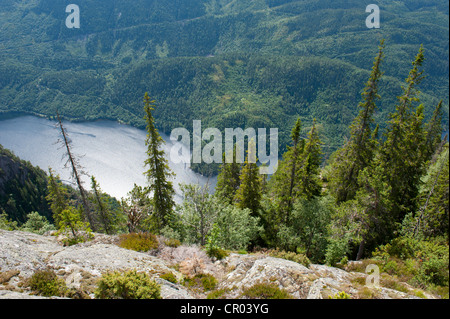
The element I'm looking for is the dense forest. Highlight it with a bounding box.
[0,0,448,299]
[0,0,448,171]
[1,42,449,298]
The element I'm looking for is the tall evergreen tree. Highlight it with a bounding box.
[90,176,113,235]
[268,118,305,223]
[413,144,449,238]
[297,119,323,200]
[379,45,428,221]
[215,146,241,204]
[143,93,175,232]
[46,168,70,228]
[329,40,385,203]
[234,140,262,217]
[423,100,444,163]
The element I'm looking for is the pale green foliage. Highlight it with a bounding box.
[178,183,217,246]
[58,206,93,246]
[21,212,55,235]
[212,203,261,251]
[277,197,331,262]
[94,269,161,299]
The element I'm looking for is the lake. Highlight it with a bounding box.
[0,116,216,202]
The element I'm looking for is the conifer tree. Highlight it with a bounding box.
[46,168,69,228]
[234,140,262,216]
[297,119,323,200]
[143,93,175,232]
[90,176,113,235]
[268,118,304,223]
[215,146,241,204]
[423,100,444,163]
[379,45,428,221]
[329,40,385,203]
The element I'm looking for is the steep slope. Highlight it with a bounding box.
[0,0,448,162]
[0,144,51,224]
[0,229,438,299]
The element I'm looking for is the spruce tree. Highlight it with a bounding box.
[297,119,323,200]
[143,93,175,232]
[234,140,262,216]
[215,146,241,204]
[90,176,113,235]
[423,100,444,163]
[267,118,305,223]
[46,168,69,228]
[329,40,385,203]
[379,45,428,221]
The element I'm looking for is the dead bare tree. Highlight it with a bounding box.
[55,111,96,231]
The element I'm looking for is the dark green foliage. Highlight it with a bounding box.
[329,41,385,203]
[215,148,241,204]
[0,144,52,224]
[373,236,449,289]
[89,176,120,235]
[143,93,176,232]
[378,45,429,222]
[0,1,447,174]
[234,143,263,216]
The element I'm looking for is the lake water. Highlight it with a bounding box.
[0,116,216,202]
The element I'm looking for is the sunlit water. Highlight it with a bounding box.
[0,116,216,202]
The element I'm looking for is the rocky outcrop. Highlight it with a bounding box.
[0,230,435,299]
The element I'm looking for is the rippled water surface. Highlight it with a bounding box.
[0,116,216,201]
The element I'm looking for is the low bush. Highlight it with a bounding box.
[241,282,293,299]
[160,272,178,284]
[206,246,229,261]
[183,273,217,292]
[118,232,159,252]
[94,269,161,299]
[266,249,310,267]
[28,269,67,297]
[329,291,351,299]
[164,238,182,248]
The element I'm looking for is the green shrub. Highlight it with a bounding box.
[329,291,351,299]
[164,238,181,248]
[380,275,409,293]
[160,272,178,284]
[207,288,230,299]
[183,273,217,292]
[21,212,55,235]
[28,269,67,297]
[241,283,293,299]
[94,270,161,299]
[414,256,449,287]
[266,249,310,267]
[118,232,158,252]
[206,246,229,261]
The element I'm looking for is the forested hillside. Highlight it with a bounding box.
[0,0,448,164]
[0,144,51,223]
